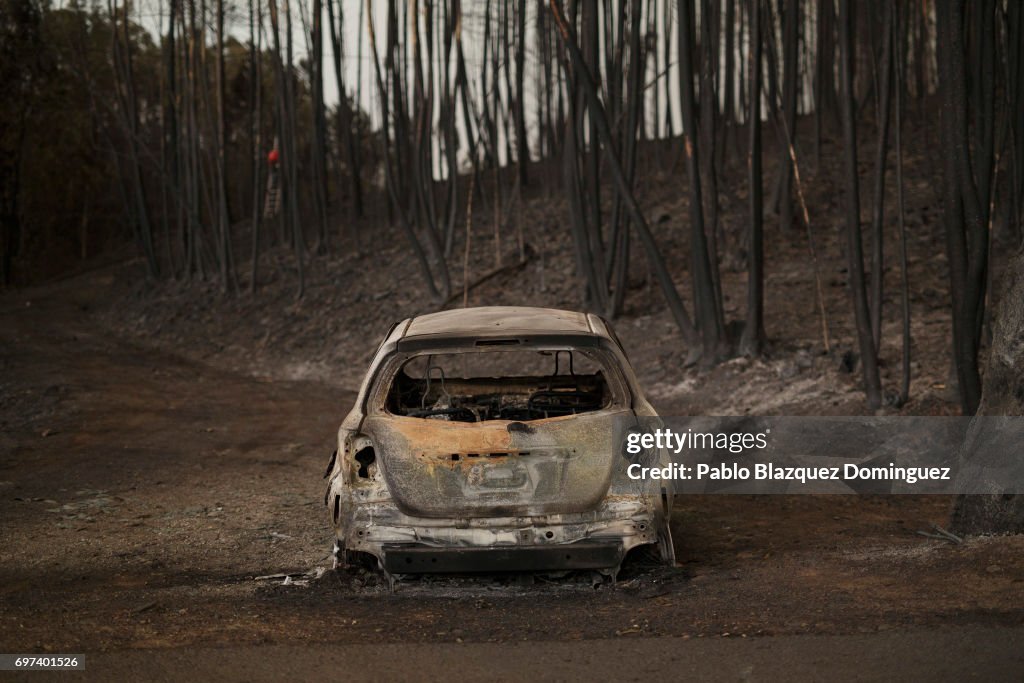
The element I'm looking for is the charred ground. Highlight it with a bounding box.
[1,276,1022,652]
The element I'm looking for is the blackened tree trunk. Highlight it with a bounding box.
[367,0,442,301]
[1,0,41,286]
[549,0,701,355]
[719,0,736,167]
[777,0,798,232]
[582,0,608,312]
[0,110,26,286]
[110,0,159,278]
[813,0,835,164]
[440,0,459,256]
[162,0,181,277]
[562,41,600,308]
[215,0,236,289]
[937,0,990,415]
[183,0,203,277]
[699,0,725,328]
[951,249,1024,534]
[662,0,673,141]
[869,1,894,352]
[606,0,643,320]
[276,0,305,295]
[514,0,529,186]
[326,0,365,222]
[409,0,450,299]
[739,0,765,356]
[838,0,883,409]
[1008,1,1023,246]
[560,0,605,309]
[893,1,911,404]
[249,0,263,292]
[311,0,330,251]
[678,0,726,363]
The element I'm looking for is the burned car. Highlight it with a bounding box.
[324,306,674,577]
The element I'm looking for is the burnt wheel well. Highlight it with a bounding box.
[354,445,376,479]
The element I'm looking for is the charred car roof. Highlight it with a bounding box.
[402,306,599,338]
[397,306,607,344]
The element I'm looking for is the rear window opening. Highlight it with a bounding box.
[386,349,617,422]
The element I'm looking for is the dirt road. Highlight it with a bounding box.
[2,270,1022,680]
[6,627,1019,681]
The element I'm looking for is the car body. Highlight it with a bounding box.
[324,306,674,577]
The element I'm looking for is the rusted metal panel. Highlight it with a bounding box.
[364,411,626,518]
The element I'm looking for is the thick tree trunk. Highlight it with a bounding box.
[951,249,1024,534]
[937,0,988,415]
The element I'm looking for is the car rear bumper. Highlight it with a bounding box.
[334,494,662,573]
[380,541,624,573]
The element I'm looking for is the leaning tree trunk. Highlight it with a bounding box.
[951,249,1024,535]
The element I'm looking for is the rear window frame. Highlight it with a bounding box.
[366,338,633,421]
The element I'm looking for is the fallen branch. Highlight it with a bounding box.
[930,523,963,544]
[915,524,963,544]
[254,566,328,584]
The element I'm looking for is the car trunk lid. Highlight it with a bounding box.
[362,410,627,518]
